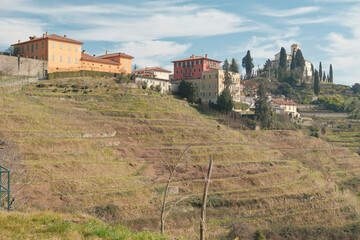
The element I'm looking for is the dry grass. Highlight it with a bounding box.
[0,76,360,239]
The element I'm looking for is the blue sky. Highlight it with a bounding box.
[1,0,359,86]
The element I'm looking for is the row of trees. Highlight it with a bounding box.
[223,50,255,80]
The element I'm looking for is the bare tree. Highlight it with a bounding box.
[160,145,191,234]
[0,137,30,210]
[200,155,213,240]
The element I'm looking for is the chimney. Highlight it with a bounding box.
[205,54,208,58]
[192,54,194,58]
[18,40,21,43]
[46,32,48,36]
[82,50,85,53]
[64,35,67,38]
[106,50,108,55]
[43,34,45,37]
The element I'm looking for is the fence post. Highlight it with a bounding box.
[7,170,10,211]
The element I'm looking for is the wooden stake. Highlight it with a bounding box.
[200,155,213,240]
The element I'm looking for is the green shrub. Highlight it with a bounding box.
[93,204,120,222]
[36,83,46,88]
[254,229,266,240]
[142,82,147,90]
[155,84,162,92]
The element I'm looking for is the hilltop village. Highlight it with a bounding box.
[0,32,356,128]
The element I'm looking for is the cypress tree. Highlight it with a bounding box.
[295,49,305,70]
[314,70,320,96]
[279,47,287,70]
[217,88,233,114]
[223,59,230,71]
[319,62,322,81]
[230,58,239,73]
[255,83,272,129]
[323,71,326,82]
[329,64,333,83]
[242,50,254,79]
[290,55,296,71]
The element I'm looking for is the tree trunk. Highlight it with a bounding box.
[200,155,213,240]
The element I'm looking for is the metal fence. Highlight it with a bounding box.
[0,165,10,211]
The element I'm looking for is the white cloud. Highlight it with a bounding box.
[258,6,319,17]
[0,17,45,48]
[318,5,360,85]
[115,40,191,70]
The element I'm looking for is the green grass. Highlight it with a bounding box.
[0,211,167,240]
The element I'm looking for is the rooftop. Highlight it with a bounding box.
[172,54,221,63]
[133,67,171,73]
[81,52,120,65]
[13,33,84,45]
[97,52,134,59]
[271,99,297,105]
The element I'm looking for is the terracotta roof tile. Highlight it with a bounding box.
[134,67,171,73]
[13,34,83,45]
[81,53,120,65]
[271,99,297,105]
[172,56,221,63]
[97,52,134,59]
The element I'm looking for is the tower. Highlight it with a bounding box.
[291,43,300,57]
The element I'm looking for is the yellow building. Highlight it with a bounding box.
[97,51,134,74]
[176,69,241,104]
[13,32,83,74]
[12,33,134,74]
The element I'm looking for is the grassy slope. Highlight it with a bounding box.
[0,77,360,239]
[0,211,166,240]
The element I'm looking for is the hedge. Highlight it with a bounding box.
[48,70,115,80]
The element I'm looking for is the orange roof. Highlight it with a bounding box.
[97,52,134,59]
[13,34,83,45]
[172,56,221,63]
[271,100,297,105]
[133,67,171,73]
[81,53,120,65]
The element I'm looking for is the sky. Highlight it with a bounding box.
[0,0,359,86]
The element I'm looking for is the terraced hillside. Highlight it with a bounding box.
[1,77,360,239]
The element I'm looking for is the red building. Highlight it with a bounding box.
[172,54,221,81]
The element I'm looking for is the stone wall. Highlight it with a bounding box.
[0,54,47,78]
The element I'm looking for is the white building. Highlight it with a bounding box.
[272,44,313,82]
[133,67,172,94]
[270,99,299,118]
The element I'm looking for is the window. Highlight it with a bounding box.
[31,44,34,52]
[60,56,62,62]
[52,54,55,61]
[36,43,38,49]
[125,67,127,71]
[75,46,78,51]
[42,42,44,48]
[60,43,62,49]
[199,68,201,72]
[35,56,38,59]
[22,46,24,53]
[209,75,211,79]
[209,92,211,96]
[75,58,78,64]
[52,41,55,48]
[209,84,211,89]
[176,71,178,74]
[125,59,127,64]
[194,69,196,72]
[203,75,205,79]
[68,57,70,63]
[68,44,71,50]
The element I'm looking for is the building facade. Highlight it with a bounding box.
[172,54,221,81]
[133,67,171,80]
[133,67,172,93]
[271,43,313,81]
[175,69,241,104]
[270,99,299,118]
[12,33,133,74]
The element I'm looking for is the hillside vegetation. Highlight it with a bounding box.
[1,76,360,239]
